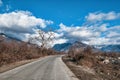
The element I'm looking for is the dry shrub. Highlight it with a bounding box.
[68,46,97,67]
[0,37,58,66]
[67,46,120,80]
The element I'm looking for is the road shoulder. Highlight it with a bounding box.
[60,56,79,80]
[0,58,39,73]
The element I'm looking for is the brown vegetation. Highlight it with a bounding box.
[0,36,58,67]
[64,46,120,80]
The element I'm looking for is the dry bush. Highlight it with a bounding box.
[0,38,57,66]
[68,46,96,66]
[67,46,120,80]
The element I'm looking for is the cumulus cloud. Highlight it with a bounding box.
[0,10,53,43]
[58,23,101,42]
[88,25,120,45]
[0,10,120,46]
[27,11,120,46]
[86,11,120,22]
[89,38,110,45]
[52,38,68,46]
[0,11,53,33]
[107,31,120,38]
[52,32,67,45]
[57,22,120,45]
[109,26,120,31]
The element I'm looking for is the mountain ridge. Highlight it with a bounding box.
[53,41,88,52]
[0,33,22,42]
[53,41,120,52]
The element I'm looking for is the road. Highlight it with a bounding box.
[0,55,79,80]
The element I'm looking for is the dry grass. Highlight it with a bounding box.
[0,36,58,67]
[63,56,99,80]
[63,46,120,80]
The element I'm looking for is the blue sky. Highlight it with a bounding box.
[1,0,120,28]
[0,0,120,46]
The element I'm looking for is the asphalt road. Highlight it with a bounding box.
[0,55,79,80]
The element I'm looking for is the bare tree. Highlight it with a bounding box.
[28,29,55,48]
[28,36,35,44]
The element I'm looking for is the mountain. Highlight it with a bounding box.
[53,41,87,52]
[0,33,21,42]
[53,43,72,52]
[101,45,120,52]
[94,45,120,52]
[0,33,25,46]
[53,40,120,52]
[71,41,87,48]
[0,33,38,49]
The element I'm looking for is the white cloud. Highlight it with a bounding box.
[89,38,110,45]
[70,30,92,37]
[52,32,67,46]
[0,10,120,46]
[21,11,119,46]
[52,38,68,46]
[58,23,101,42]
[109,25,120,31]
[0,10,54,46]
[86,11,120,21]
[99,24,107,32]
[107,31,120,38]
[0,0,2,6]
[57,22,120,45]
[53,32,63,38]
[0,11,53,33]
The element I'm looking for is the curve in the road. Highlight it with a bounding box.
[0,55,79,80]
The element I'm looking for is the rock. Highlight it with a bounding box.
[103,59,109,64]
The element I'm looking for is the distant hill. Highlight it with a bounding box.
[0,33,21,42]
[53,41,120,52]
[71,41,87,48]
[101,45,120,52]
[92,45,120,52]
[53,43,72,52]
[53,41,87,52]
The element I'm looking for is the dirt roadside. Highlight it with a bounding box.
[62,56,98,80]
[62,56,120,80]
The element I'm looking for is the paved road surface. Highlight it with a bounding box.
[0,55,78,80]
